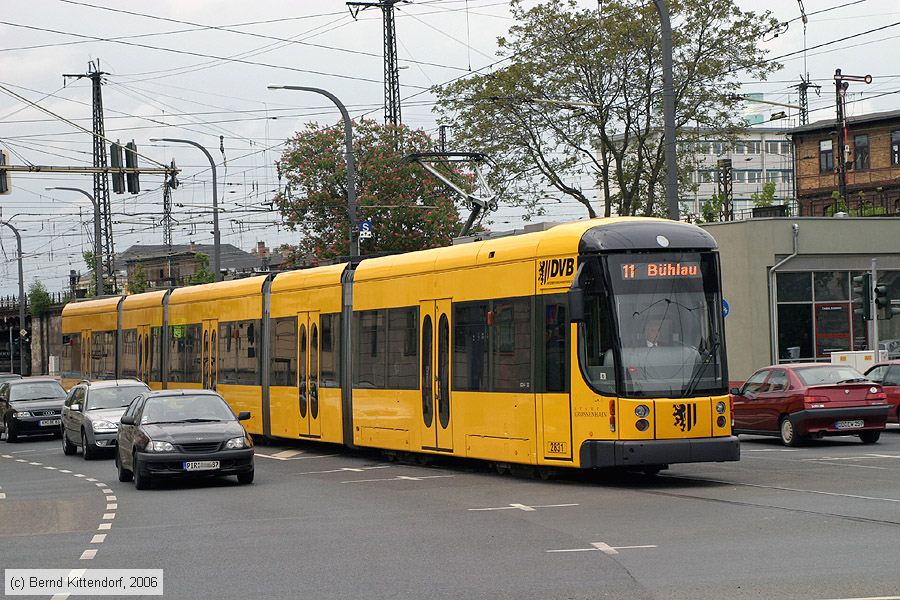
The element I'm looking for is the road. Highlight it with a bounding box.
[2,428,900,600]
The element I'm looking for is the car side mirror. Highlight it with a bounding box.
[237,411,251,421]
[729,387,741,395]
[70,404,81,412]
[120,415,136,426]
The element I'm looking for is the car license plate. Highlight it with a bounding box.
[39,419,61,427]
[835,419,864,430]
[184,461,219,471]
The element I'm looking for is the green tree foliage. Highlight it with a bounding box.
[82,251,99,297]
[28,280,51,317]
[274,119,463,264]
[751,181,778,207]
[435,0,780,218]
[190,252,215,284]
[128,264,149,294]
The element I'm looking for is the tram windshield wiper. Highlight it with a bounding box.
[683,339,720,398]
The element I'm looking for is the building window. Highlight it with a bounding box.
[853,134,869,170]
[733,170,747,183]
[696,170,714,184]
[819,139,834,173]
[892,131,900,166]
[747,170,763,184]
[765,171,781,183]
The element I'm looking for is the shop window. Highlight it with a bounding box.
[815,304,851,358]
[778,304,813,360]
[814,271,848,302]
[777,272,811,302]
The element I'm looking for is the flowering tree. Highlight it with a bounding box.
[274,119,463,265]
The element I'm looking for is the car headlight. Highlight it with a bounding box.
[146,440,175,452]
[225,436,248,449]
[13,411,31,418]
[91,420,118,432]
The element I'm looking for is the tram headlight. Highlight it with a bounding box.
[715,401,727,415]
[716,416,727,428]
[635,419,650,432]
[634,404,650,418]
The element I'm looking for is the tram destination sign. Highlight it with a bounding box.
[619,261,700,281]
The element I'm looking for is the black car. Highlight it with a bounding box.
[115,390,254,489]
[0,378,67,442]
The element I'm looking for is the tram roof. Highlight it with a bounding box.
[61,295,123,317]
[168,275,270,305]
[271,263,346,294]
[121,289,168,311]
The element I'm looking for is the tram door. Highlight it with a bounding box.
[80,329,92,380]
[418,299,453,452]
[136,325,151,383]
[201,319,218,390]
[297,311,321,438]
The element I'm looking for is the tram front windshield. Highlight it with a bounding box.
[578,252,726,398]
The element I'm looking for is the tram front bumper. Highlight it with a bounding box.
[579,436,740,468]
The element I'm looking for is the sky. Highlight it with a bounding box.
[1,0,899,296]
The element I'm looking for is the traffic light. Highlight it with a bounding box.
[852,273,872,320]
[109,141,125,194]
[0,149,11,195]
[874,280,899,320]
[125,141,140,194]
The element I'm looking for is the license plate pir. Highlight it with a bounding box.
[184,460,219,471]
[835,419,864,430]
[39,419,61,427]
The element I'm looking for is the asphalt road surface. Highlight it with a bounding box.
[3,427,900,600]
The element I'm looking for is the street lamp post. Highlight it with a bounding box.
[267,85,359,259]
[0,219,26,374]
[45,187,102,295]
[150,138,222,281]
[654,0,680,221]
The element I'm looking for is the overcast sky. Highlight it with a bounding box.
[1,0,898,296]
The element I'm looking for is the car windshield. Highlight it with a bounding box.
[796,366,867,386]
[578,252,727,398]
[87,385,149,410]
[10,381,65,401]
[141,394,236,424]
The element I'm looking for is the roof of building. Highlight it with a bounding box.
[118,243,264,271]
[787,108,900,135]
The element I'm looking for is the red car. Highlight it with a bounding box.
[731,363,889,446]
[864,360,900,423]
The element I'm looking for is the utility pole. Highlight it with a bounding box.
[716,159,733,221]
[347,0,404,129]
[794,76,820,126]
[63,60,115,294]
[653,0,679,221]
[833,69,872,211]
[162,163,175,286]
[0,219,26,375]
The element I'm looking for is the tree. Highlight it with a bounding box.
[82,251,99,297]
[274,119,463,264]
[127,264,149,294]
[435,0,780,218]
[751,181,778,207]
[28,280,51,317]
[190,252,215,285]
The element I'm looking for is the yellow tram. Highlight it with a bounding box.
[60,217,739,470]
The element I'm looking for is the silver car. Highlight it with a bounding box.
[61,379,150,459]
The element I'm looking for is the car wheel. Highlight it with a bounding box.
[62,429,76,455]
[5,417,18,443]
[81,430,96,460]
[133,454,150,490]
[237,469,254,485]
[859,430,881,444]
[116,449,132,482]
[780,417,801,447]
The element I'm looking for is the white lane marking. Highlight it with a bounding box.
[101,488,113,494]
[90,534,106,544]
[0,493,5,500]
[28,461,41,466]
[820,596,900,600]
[1,454,11,458]
[272,449,304,458]
[812,461,887,470]
[50,594,69,600]
[59,469,71,473]
[664,475,900,504]
[43,466,57,470]
[745,448,798,452]
[79,549,97,560]
[10,449,39,454]
[14,459,26,462]
[293,466,390,475]
[256,452,340,461]
[863,454,900,459]
[341,474,455,484]
[106,503,118,510]
[106,495,116,501]
[85,478,97,482]
[73,473,85,477]
[469,503,580,512]
[94,482,106,487]
[98,523,111,531]
[102,513,115,520]
[547,542,657,554]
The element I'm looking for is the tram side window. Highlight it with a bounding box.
[387,307,418,389]
[121,328,138,378]
[453,302,489,392]
[354,310,386,388]
[543,296,569,393]
[61,333,81,379]
[320,314,341,388]
[149,327,161,381]
[218,320,261,386]
[492,298,532,392]
[168,324,202,383]
[91,331,116,380]
[579,290,617,395]
[270,317,297,387]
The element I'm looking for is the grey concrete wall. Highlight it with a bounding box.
[700,217,900,382]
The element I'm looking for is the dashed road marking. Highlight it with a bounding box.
[59,469,71,473]
[101,488,113,494]
[106,495,116,501]
[14,459,26,462]
[469,503,579,512]
[98,523,111,530]
[79,549,97,560]
[73,473,85,477]
[293,465,390,476]
[106,503,118,510]
[102,513,116,520]
[341,474,455,484]
[1,454,11,458]
[90,534,106,544]
[257,452,340,461]
[85,477,97,482]
[745,449,798,452]
[28,462,42,466]
[43,465,57,470]
[547,542,657,554]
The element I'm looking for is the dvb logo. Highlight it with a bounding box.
[538,257,575,285]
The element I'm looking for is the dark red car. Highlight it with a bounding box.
[863,360,900,423]
[731,363,889,446]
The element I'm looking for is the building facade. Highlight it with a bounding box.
[789,108,900,217]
